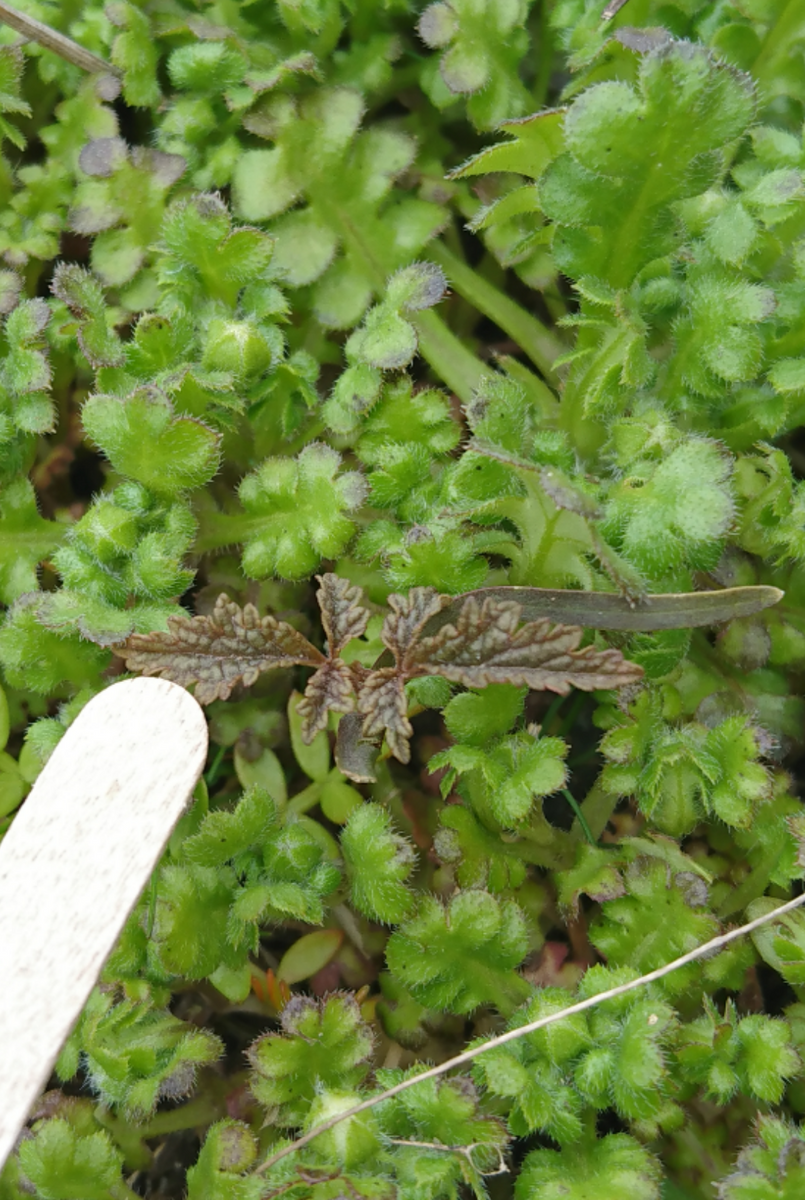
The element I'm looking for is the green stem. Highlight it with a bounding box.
[131,1087,233,1141]
[577,780,619,843]
[752,0,805,94]
[532,0,555,109]
[541,692,567,734]
[414,307,491,403]
[558,333,620,460]
[557,691,587,738]
[496,972,533,1018]
[518,813,576,870]
[287,780,323,815]
[718,844,785,920]
[95,1108,151,1172]
[193,509,268,555]
[542,284,569,325]
[495,476,553,583]
[205,743,227,787]
[284,417,326,456]
[562,789,597,846]
[429,240,565,381]
[495,472,596,587]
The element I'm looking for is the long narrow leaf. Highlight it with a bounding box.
[431,584,782,634]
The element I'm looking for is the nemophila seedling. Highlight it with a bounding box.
[0,0,803,1197]
[117,574,781,779]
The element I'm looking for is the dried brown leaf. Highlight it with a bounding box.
[335,712,379,783]
[118,594,323,704]
[295,574,370,740]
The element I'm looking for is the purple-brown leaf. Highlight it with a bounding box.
[415,594,644,692]
[355,588,449,762]
[297,657,356,741]
[295,574,370,740]
[381,587,450,662]
[356,588,643,764]
[316,572,370,654]
[119,579,644,766]
[118,594,323,704]
[356,668,412,764]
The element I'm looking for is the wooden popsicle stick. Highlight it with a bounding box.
[0,677,208,1170]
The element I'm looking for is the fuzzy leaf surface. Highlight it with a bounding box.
[358,588,641,762]
[119,594,323,703]
[296,572,370,740]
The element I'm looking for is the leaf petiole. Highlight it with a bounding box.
[562,788,597,847]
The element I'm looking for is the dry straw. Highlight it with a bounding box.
[256,890,805,1174]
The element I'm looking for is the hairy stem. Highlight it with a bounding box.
[192,509,269,555]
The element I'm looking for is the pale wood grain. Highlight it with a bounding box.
[0,678,207,1170]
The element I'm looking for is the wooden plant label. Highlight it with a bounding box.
[0,678,208,1169]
